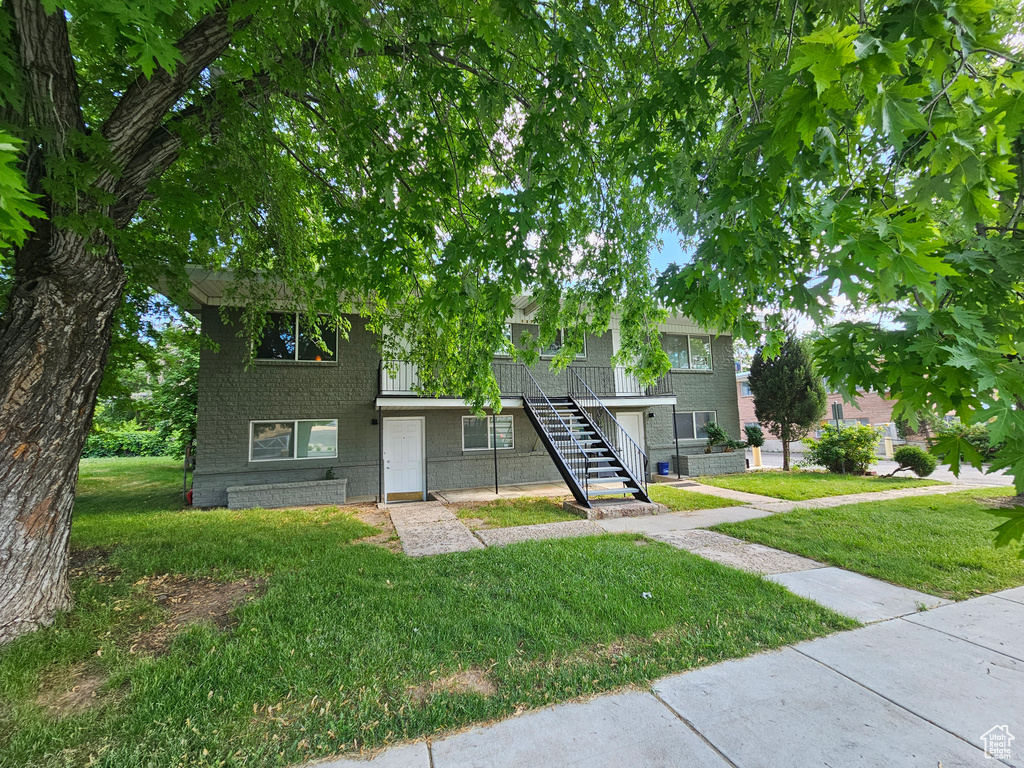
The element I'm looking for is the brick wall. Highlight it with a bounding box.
[737,380,898,438]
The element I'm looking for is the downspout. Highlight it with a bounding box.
[493,413,499,495]
[673,403,680,479]
[378,405,383,503]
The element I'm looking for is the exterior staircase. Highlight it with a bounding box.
[521,369,650,507]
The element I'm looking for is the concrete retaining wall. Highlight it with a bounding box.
[673,452,746,477]
[227,478,348,510]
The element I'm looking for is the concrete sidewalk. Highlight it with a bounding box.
[309,588,1024,767]
[752,449,1014,487]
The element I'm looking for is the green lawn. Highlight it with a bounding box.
[0,458,855,768]
[647,484,739,511]
[698,469,943,500]
[455,497,579,529]
[715,488,1024,600]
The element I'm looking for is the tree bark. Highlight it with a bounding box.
[780,425,791,471]
[0,227,125,642]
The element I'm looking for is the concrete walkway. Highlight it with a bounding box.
[307,588,1024,767]
[747,481,991,513]
[752,449,1015,487]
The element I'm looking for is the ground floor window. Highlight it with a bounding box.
[674,410,717,440]
[250,419,338,461]
[463,415,514,450]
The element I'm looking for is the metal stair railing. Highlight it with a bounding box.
[568,369,650,502]
[520,367,591,504]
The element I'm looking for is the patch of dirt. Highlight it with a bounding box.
[131,574,264,654]
[407,667,497,705]
[68,546,120,582]
[36,663,117,718]
[984,495,1024,509]
[458,516,492,531]
[352,507,402,553]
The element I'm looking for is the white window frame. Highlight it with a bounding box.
[249,419,339,462]
[494,323,514,358]
[254,312,338,363]
[539,329,587,360]
[740,381,753,397]
[663,334,714,372]
[674,410,718,441]
[462,415,515,451]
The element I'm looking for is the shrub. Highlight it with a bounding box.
[704,422,745,453]
[889,445,937,477]
[933,420,1001,461]
[803,423,881,475]
[744,424,765,448]
[83,427,171,458]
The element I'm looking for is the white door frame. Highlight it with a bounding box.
[617,411,647,479]
[382,416,427,502]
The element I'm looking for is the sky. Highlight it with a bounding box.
[648,228,691,273]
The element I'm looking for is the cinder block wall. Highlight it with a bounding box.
[193,309,740,505]
[640,335,740,472]
[193,309,565,506]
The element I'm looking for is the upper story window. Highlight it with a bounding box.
[662,334,712,371]
[540,329,586,359]
[495,324,514,358]
[740,381,753,397]
[256,312,337,362]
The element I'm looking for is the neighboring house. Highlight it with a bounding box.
[175,270,741,508]
[737,371,912,449]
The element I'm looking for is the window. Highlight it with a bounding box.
[663,334,689,369]
[673,411,718,440]
[495,324,514,358]
[462,415,514,451]
[540,329,586,359]
[689,336,712,369]
[250,419,338,461]
[740,381,753,397]
[256,313,337,362]
[662,334,713,370]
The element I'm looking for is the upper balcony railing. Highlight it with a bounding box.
[379,360,672,399]
[567,366,673,399]
[379,360,526,397]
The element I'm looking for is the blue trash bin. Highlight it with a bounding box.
[657,461,670,476]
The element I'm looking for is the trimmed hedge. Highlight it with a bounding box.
[83,428,171,458]
[891,445,937,477]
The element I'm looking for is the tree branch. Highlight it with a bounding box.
[10,0,85,182]
[99,5,250,193]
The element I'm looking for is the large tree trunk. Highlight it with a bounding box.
[0,226,125,643]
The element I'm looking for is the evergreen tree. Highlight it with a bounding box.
[749,339,827,471]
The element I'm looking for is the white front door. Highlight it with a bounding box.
[617,411,646,480]
[383,418,425,501]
